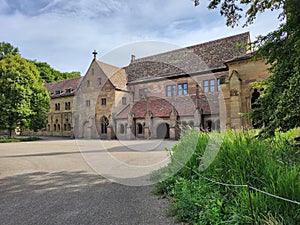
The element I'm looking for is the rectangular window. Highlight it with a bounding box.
[210,79,215,92]
[166,85,172,97]
[217,78,221,92]
[55,103,60,111]
[65,102,71,110]
[172,85,176,96]
[204,80,209,93]
[178,83,188,96]
[86,100,90,107]
[101,98,106,106]
[122,97,127,105]
[166,85,177,97]
[203,80,216,92]
[139,88,147,99]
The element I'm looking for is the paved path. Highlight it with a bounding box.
[0,138,177,225]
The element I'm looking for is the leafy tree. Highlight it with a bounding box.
[32,61,81,83]
[0,54,50,137]
[194,0,300,135]
[0,42,19,60]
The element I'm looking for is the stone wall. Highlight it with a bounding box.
[220,58,271,129]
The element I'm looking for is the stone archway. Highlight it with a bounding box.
[156,123,170,139]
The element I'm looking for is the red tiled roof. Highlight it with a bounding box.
[44,77,83,98]
[116,95,219,119]
[125,32,250,82]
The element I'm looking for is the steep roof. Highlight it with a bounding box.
[96,61,120,78]
[95,60,128,90]
[109,68,128,90]
[125,32,250,82]
[44,77,83,98]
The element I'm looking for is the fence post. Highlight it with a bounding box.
[247,181,255,225]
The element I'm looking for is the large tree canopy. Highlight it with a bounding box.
[194,0,300,135]
[0,42,81,83]
[0,54,50,137]
[32,61,81,83]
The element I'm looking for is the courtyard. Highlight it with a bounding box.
[0,137,177,224]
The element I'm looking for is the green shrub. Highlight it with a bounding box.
[0,136,41,143]
[153,129,300,224]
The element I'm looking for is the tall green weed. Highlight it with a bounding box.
[153,129,300,224]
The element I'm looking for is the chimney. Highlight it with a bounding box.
[93,50,98,60]
[131,54,136,63]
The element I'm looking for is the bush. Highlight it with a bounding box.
[153,129,300,224]
[0,136,41,143]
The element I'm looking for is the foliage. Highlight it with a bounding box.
[251,1,300,136]
[0,42,19,60]
[32,61,81,83]
[193,0,300,135]
[153,129,300,224]
[193,0,284,27]
[0,136,41,143]
[0,54,50,137]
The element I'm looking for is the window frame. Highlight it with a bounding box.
[101,98,107,106]
[122,97,127,105]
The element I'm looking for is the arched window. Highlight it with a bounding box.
[54,124,57,131]
[47,124,50,131]
[137,123,143,134]
[215,120,220,131]
[251,88,260,109]
[58,124,61,131]
[68,124,71,131]
[125,123,128,134]
[120,124,125,134]
[207,120,212,132]
[64,124,67,131]
[101,117,109,134]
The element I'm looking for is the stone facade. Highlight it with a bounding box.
[22,77,82,137]
[30,32,270,140]
[219,54,271,129]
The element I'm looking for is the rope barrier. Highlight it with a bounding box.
[170,154,300,205]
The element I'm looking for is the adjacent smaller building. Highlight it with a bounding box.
[23,77,82,137]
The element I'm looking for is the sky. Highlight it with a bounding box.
[0,0,283,75]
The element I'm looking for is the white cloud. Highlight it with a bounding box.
[0,0,282,74]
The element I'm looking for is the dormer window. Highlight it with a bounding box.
[66,88,72,94]
[55,90,61,95]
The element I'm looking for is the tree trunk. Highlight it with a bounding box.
[8,129,12,139]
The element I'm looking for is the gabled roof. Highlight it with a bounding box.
[95,60,128,90]
[96,60,120,78]
[109,68,128,90]
[44,77,83,98]
[125,32,250,82]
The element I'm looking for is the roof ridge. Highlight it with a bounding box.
[132,32,250,62]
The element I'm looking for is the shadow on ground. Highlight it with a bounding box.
[0,171,175,225]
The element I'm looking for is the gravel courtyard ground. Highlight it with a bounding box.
[0,137,177,225]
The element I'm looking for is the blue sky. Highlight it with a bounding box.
[0,0,282,74]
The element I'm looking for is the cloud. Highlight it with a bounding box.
[0,0,282,74]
